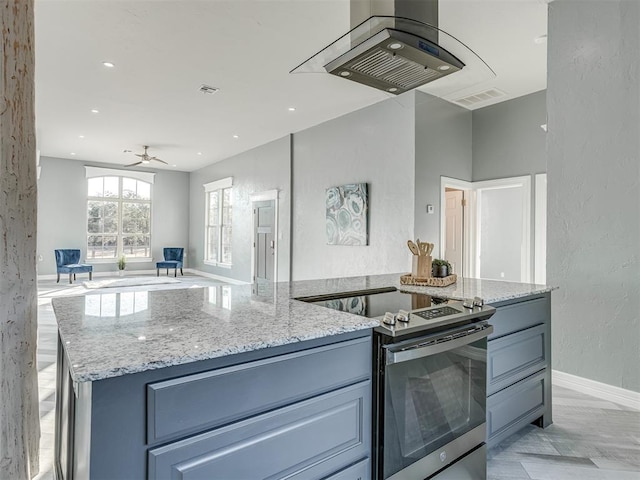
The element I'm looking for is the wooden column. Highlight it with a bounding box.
[0,0,40,478]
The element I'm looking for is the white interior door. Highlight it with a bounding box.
[475,176,532,283]
[444,190,464,275]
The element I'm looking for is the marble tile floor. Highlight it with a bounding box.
[31,274,640,480]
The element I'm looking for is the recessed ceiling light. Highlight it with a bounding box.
[288,107,296,112]
[91,109,99,114]
[70,152,76,156]
[534,34,547,45]
[197,152,202,156]
[172,164,177,167]
[388,42,403,50]
[388,87,398,92]
[437,65,451,71]
[340,71,351,77]
[102,61,115,68]
[232,135,239,139]
[78,135,85,139]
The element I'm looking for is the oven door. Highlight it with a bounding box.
[381,323,493,480]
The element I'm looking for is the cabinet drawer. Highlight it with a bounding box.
[487,324,547,395]
[487,371,547,447]
[147,336,371,443]
[488,297,548,340]
[325,458,370,480]
[148,381,371,480]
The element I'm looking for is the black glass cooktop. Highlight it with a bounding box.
[297,287,448,319]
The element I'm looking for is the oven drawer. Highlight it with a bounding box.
[487,324,547,395]
[148,381,371,480]
[486,371,547,447]
[325,458,370,480]
[147,336,371,443]
[488,297,548,340]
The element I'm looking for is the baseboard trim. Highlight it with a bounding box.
[185,268,249,285]
[552,369,640,411]
[38,269,158,281]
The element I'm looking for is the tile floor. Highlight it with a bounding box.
[31,274,640,480]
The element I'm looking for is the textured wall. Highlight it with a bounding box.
[414,92,472,258]
[291,94,415,281]
[547,0,640,391]
[37,156,190,275]
[472,90,547,182]
[189,136,291,282]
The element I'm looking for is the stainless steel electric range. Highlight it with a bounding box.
[301,287,496,480]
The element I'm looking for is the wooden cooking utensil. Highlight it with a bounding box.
[407,240,420,255]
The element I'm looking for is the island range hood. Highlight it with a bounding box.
[291,0,495,97]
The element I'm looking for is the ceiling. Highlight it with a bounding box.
[35,0,548,172]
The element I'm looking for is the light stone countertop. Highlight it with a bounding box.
[53,274,554,383]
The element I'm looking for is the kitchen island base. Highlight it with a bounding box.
[55,331,372,480]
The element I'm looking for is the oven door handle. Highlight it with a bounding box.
[385,325,493,365]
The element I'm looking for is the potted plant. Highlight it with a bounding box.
[432,259,452,278]
[117,254,126,276]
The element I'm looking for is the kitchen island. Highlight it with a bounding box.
[53,274,554,479]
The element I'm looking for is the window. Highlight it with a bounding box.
[87,175,152,260]
[204,177,233,266]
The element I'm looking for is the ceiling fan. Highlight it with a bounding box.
[124,145,168,167]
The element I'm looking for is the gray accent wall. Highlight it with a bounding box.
[414,91,472,257]
[547,1,640,392]
[472,90,547,181]
[37,156,189,275]
[291,93,415,281]
[189,136,291,283]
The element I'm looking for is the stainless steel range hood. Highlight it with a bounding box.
[291,0,495,98]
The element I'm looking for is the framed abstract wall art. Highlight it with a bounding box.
[326,183,369,246]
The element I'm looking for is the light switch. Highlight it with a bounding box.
[426,204,434,214]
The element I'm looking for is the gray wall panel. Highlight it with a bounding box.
[189,136,291,282]
[37,156,189,275]
[414,92,472,258]
[547,0,640,392]
[291,94,415,281]
[472,90,547,182]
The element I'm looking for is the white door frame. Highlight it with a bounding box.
[440,177,475,278]
[534,173,547,284]
[250,189,279,283]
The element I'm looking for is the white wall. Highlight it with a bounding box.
[547,0,640,392]
[291,93,415,280]
[189,136,291,283]
[37,156,190,275]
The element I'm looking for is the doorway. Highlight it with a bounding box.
[441,176,537,283]
[251,190,279,284]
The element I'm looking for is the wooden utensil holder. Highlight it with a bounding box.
[412,255,432,278]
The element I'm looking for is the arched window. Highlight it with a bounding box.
[86,169,153,261]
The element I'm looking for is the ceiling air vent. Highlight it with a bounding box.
[453,88,506,108]
[199,84,219,95]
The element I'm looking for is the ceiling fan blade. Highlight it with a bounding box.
[135,153,145,158]
[152,158,168,165]
[125,161,143,167]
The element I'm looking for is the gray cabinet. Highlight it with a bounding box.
[147,337,372,480]
[486,294,551,447]
[55,331,372,480]
[148,382,370,480]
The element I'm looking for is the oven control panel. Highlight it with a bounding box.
[376,300,495,338]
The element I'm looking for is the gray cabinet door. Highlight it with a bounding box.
[148,381,371,480]
[147,337,371,443]
[487,324,547,395]
[487,371,547,447]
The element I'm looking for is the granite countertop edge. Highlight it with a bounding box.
[54,274,556,383]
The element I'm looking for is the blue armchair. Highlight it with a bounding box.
[156,247,184,277]
[54,249,93,284]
